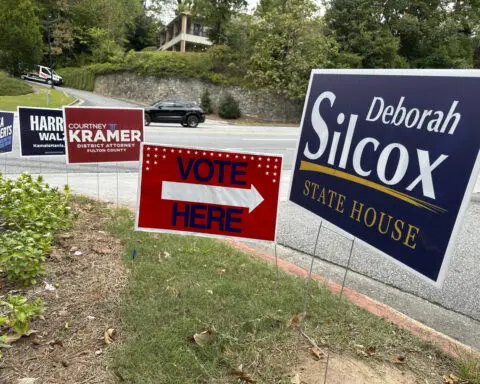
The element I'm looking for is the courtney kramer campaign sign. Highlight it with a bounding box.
[0,111,14,154]
[290,69,480,285]
[64,106,144,163]
[18,107,65,156]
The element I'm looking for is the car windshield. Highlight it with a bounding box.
[42,68,58,76]
[150,100,197,108]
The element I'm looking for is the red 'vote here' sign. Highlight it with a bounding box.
[135,144,283,242]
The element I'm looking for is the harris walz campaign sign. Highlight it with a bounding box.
[136,145,283,242]
[0,111,14,154]
[290,70,480,285]
[18,107,65,156]
[64,106,144,163]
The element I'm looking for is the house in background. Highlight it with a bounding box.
[158,12,212,53]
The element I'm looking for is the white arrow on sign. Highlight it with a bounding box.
[161,181,264,213]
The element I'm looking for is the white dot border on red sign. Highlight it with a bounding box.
[142,146,282,181]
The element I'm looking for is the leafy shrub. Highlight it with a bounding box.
[58,50,254,92]
[141,46,158,52]
[0,230,51,285]
[218,94,241,119]
[200,89,213,114]
[57,67,95,91]
[0,173,74,234]
[0,294,45,335]
[0,71,32,96]
[0,173,75,285]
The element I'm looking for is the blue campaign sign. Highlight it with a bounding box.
[0,111,14,154]
[18,107,65,156]
[289,69,480,285]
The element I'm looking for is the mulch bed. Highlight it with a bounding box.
[0,201,127,384]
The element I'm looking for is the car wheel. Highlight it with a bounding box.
[187,115,199,128]
[46,79,53,85]
[145,113,151,126]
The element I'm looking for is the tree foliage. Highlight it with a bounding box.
[126,12,159,51]
[325,0,407,68]
[192,0,248,44]
[0,0,43,76]
[248,0,337,100]
[4,0,478,103]
[325,0,478,69]
[17,0,151,67]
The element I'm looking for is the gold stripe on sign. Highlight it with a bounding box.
[299,161,447,214]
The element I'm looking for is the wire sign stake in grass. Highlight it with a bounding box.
[323,237,356,384]
[135,143,284,291]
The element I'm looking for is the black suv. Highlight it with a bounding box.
[144,99,206,128]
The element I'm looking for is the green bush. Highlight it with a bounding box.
[0,71,32,96]
[200,89,213,114]
[0,173,75,285]
[57,67,95,91]
[0,230,51,285]
[0,294,45,335]
[218,94,241,119]
[0,173,74,234]
[58,50,255,92]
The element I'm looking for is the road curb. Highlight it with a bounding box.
[67,97,84,106]
[225,240,479,359]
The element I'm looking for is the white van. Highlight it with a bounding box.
[22,65,63,86]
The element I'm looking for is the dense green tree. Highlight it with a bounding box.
[325,0,406,68]
[0,0,43,75]
[70,0,142,44]
[29,0,145,64]
[192,0,247,44]
[255,0,282,15]
[248,0,337,100]
[385,0,474,68]
[214,13,255,75]
[326,0,477,69]
[126,12,160,51]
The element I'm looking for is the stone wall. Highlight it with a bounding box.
[94,73,303,123]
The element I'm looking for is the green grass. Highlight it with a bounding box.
[103,206,455,383]
[0,88,75,111]
[456,353,480,384]
[0,71,33,96]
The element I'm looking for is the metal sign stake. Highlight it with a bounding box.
[322,238,356,384]
[116,162,119,209]
[97,162,100,201]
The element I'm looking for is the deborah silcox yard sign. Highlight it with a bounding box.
[289,69,480,285]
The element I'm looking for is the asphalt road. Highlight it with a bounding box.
[3,85,299,174]
[5,86,480,350]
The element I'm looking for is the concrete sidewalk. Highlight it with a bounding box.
[6,170,480,352]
